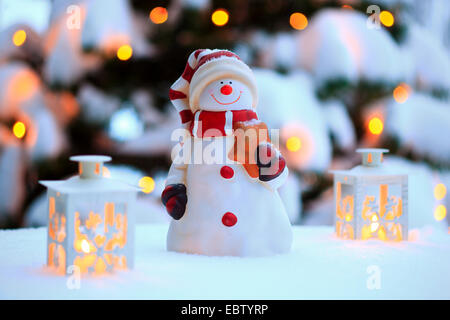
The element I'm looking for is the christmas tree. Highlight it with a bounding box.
[0,0,448,232]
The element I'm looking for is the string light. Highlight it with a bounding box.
[289,12,308,30]
[211,9,229,27]
[393,83,410,103]
[117,44,133,61]
[139,176,155,194]
[150,7,168,24]
[12,30,26,46]
[286,136,302,152]
[434,205,447,221]
[13,121,26,139]
[380,10,394,27]
[368,117,384,135]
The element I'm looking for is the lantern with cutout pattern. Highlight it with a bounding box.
[40,155,138,275]
[332,149,408,241]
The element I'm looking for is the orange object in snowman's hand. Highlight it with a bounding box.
[228,121,271,179]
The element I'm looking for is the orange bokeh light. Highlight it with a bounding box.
[149,7,168,24]
[211,9,229,27]
[368,117,384,135]
[393,83,410,103]
[10,70,40,102]
[289,12,308,30]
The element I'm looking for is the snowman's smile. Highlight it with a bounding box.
[210,91,242,105]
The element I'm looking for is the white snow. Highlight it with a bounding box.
[298,9,406,85]
[43,3,102,87]
[80,0,150,57]
[402,23,450,91]
[108,105,144,142]
[0,224,449,299]
[120,108,180,156]
[77,84,120,123]
[0,0,51,34]
[322,100,356,151]
[385,93,450,163]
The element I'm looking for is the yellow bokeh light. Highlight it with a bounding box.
[368,117,384,135]
[289,12,308,30]
[286,136,302,152]
[434,205,447,221]
[117,44,133,61]
[211,9,229,27]
[393,83,410,103]
[12,29,27,46]
[434,183,447,200]
[150,7,168,24]
[380,10,394,27]
[13,121,26,139]
[139,176,155,194]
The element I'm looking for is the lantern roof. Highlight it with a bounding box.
[40,155,140,193]
[331,148,408,177]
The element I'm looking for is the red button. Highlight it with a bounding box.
[220,166,234,179]
[222,212,237,227]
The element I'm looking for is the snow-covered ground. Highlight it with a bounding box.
[0,224,449,299]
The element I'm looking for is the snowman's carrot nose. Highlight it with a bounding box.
[220,84,233,95]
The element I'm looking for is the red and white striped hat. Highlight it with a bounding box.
[169,49,258,126]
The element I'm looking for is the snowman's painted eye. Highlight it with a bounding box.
[229,81,232,84]
[220,81,224,84]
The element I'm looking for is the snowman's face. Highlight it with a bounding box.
[198,78,252,111]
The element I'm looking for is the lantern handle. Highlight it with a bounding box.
[356,148,389,167]
[70,155,112,179]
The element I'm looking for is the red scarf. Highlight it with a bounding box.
[189,109,258,138]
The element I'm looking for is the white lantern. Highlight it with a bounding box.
[40,155,138,275]
[332,149,408,241]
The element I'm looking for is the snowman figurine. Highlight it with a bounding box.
[162,49,292,256]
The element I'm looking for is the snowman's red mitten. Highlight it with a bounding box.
[161,184,187,220]
[256,144,286,182]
